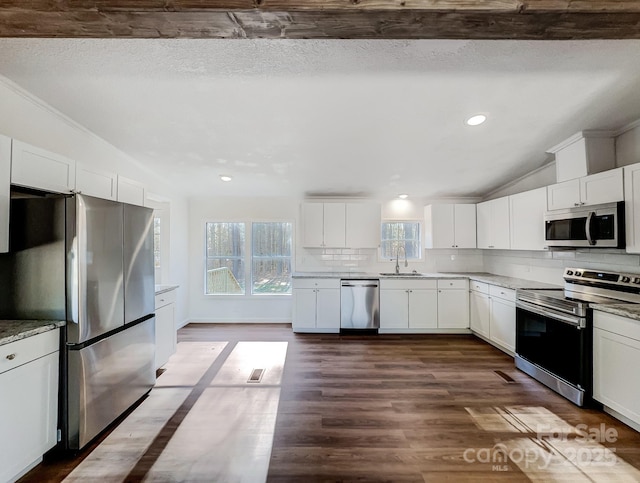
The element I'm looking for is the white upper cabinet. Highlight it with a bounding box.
[323,203,346,248]
[476,197,510,249]
[117,175,145,206]
[548,131,615,182]
[625,163,640,254]
[76,163,117,200]
[345,203,380,249]
[301,202,345,248]
[547,167,623,210]
[0,135,10,253]
[301,203,324,247]
[11,139,76,194]
[425,204,476,249]
[509,187,547,251]
[301,202,380,249]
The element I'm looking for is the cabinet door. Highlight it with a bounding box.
[425,204,455,249]
[454,204,477,248]
[323,203,346,248]
[0,135,10,253]
[547,179,580,210]
[316,288,341,331]
[593,327,640,424]
[292,289,317,331]
[437,289,469,329]
[491,197,511,249]
[469,291,490,337]
[345,203,380,248]
[380,289,409,329]
[581,167,623,206]
[476,202,491,249]
[11,139,76,194]
[625,163,640,254]
[408,289,438,328]
[509,187,547,251]
[155,303,176,369]
[0,352,59,483]
[489,297,516,352]
[76,163,117,200]
[301,203,324,248]
[117,175,145,206]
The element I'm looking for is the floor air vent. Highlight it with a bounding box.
[248,368,265,383]
[494,370,516,383]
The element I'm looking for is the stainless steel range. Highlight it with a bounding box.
[516,268,640,407]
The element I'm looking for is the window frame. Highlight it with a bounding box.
[203,219,295,298]
[204,221,247,296]
[379,220,424,262]
[250,221,294,296]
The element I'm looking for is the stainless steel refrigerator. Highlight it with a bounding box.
[2,192,156,450]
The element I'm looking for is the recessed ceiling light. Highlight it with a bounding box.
[398,194,408,199]
[220,175,232,182]
[466,114,487,126]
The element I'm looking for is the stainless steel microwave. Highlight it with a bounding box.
[544,201,625,248]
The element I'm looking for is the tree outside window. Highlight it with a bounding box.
[252,222,293,295]
[205,222,245,294]
[380,221,422,260]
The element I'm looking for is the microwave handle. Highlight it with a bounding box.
[586,211,596,246]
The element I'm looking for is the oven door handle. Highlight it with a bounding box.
[516,300,586,329]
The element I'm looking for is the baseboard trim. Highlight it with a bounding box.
[186,318,293,324]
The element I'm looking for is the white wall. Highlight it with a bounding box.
[188,196,298,323]
[0,76,190,326]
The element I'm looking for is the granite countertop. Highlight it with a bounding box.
[155,284,179,295]
[445,272,562,290]
[590,304,640,321]
[292,271,561,290]
[0,320,65,347]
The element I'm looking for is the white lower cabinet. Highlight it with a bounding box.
[469,281,515,354]
[155,289,177,370]
[0,330,60,483]
[437,279,469,329]
[469,282,490,338]
[593,311,640,430]
[379,279,438,330]
[292,278,340,333]
[380,279,467,332]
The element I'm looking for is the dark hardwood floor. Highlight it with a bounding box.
[22,324,640,482]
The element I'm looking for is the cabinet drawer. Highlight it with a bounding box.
[489,285,516,303]
[469,280,489,294]
[437,279,468,290]
[0,329,59,375]
[381,279,437,290]
[155,289,177,309]
[292,278,340,290]
[594,311,640,342]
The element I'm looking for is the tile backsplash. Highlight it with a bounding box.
[296,246,640,282]
[484,248,640,286]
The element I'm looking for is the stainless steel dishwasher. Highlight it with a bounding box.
[340,279,380,330]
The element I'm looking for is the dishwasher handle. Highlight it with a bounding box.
[341,280,379,288]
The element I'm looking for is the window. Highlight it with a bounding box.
[205,222,246,295]
[205,221,293,296]
[252,222,293,294]
[380,221,422,260]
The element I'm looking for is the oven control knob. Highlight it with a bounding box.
[566,270,574,276]
[634,278,640,284]
[575,271,582,277]
[621,276,631,283]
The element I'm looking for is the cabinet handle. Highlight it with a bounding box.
[160,298,165,302]
[574,203,580,207]
[6,353,16,361]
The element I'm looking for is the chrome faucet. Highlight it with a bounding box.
[395,245,408,274]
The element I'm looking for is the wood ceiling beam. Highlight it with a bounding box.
[1,1,640,39]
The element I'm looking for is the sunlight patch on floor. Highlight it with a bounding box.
[63,340,287,483]
[465,406,640,482]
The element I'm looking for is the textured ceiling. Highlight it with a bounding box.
[1,39,640,199]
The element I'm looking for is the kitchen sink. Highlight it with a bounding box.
[379,272,424,276]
